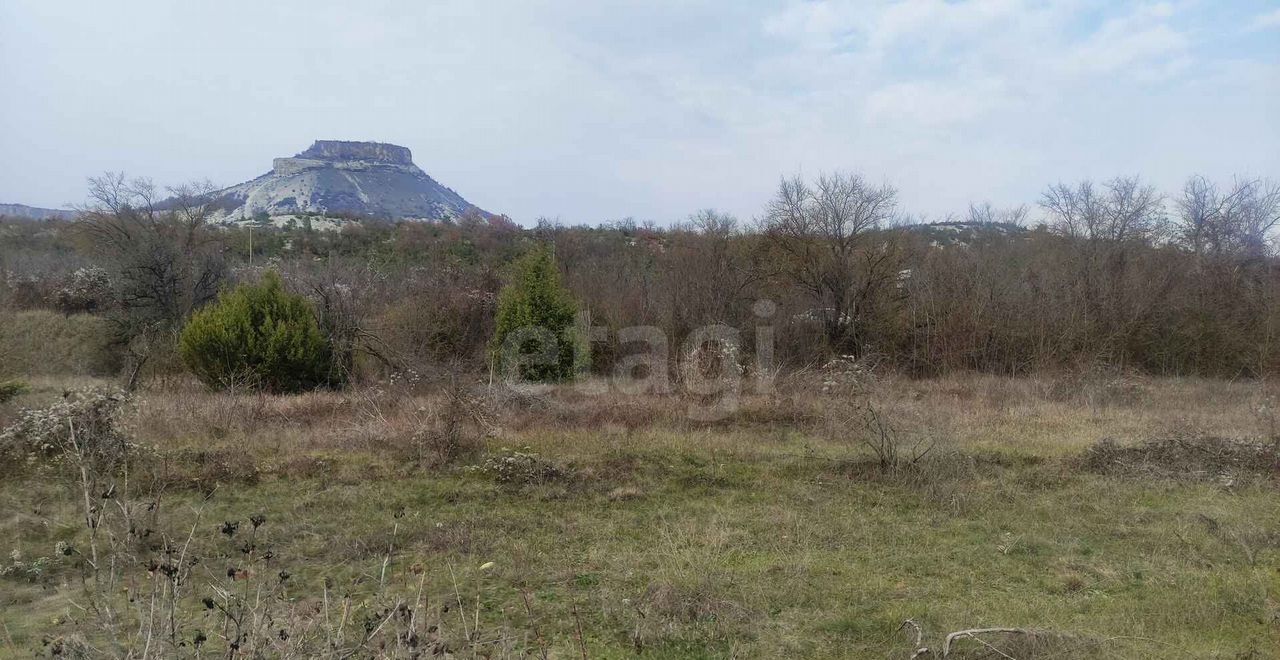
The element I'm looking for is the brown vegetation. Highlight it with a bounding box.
[7,172,1280,388]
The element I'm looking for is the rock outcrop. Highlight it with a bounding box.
[296,140,413,165]
[211,140,490,222]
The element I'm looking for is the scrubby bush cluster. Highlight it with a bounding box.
[0,387,131,468]
[409,384,491,466]
[52,266,113,314]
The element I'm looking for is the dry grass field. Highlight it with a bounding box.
[2,371,1279,658]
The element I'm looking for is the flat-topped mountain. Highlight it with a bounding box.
[211,140,490,222]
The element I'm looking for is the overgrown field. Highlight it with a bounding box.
[2,373,1278,658]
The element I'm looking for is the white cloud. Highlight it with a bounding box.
[865,77,1010,128]
[866,0,1024,53]
[0,0,1276,223]
[1250,8,1280,31]
[1056,3,1190,77]
[753,1,1198,131]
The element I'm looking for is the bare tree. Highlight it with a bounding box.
[966,201,1028,226]
[1177,175,1280,261]
[762,172,902,355]
[78,173,228,388]
[283,258,395,383]
[1174,176,1280,373]
[1041,177,1167,244]
[1039,176,1171,364]
[666,209,762,334]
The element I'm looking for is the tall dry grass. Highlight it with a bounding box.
[0,310,117,376]
[103,369,1280,480]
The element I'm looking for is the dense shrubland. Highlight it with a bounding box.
[1,172,1278,388]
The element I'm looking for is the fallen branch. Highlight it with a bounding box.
[942,627,1034,658]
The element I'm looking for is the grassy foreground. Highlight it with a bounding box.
[1,373,1278,658]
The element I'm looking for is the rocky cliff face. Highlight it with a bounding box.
[211,140,489,222]
[297,140,413,165]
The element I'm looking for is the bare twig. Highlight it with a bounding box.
[942,628,1033,658]
[448,562,470,640]
[521,589,551,660]
[379,522,399,589]
[572,600,589,660]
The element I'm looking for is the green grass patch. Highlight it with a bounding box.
[2,425,1277,657]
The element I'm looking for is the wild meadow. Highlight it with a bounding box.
[2,368,1278,658]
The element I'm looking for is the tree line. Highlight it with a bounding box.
[1,171,1278,389]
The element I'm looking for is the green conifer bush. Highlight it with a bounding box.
[492,245,584,382]
[179,272,335,392]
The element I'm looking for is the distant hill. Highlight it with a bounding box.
[902,221,1028,247]
[0,203,76,221]
[209,140,492,223]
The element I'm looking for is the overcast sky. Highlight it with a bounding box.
[2,1,1277,225]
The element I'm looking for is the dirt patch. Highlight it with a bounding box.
[1080,433,1280,484]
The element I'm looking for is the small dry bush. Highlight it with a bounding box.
[407,384,491,467]
[333,382,493,467]
[0,387,131,473]
[825,399,937,473]
[640,580,749,625]
[821,394,1023,513]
